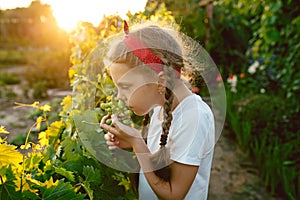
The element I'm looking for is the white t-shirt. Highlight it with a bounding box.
[138,94,215,200]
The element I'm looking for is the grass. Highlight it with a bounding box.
[0,49,27,68]
[0,72,20,85]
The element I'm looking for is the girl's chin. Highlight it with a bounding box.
[132,110,144,116]
[132,108,153,116]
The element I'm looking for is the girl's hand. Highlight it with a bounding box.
[100,115,142,149]
[104,132,132,150]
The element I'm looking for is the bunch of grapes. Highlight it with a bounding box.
[99,99,133,126]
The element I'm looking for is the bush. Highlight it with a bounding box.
[24,48,71,90]
[227,91,300,199]
[0,72,20,85]
[0,49,27,68]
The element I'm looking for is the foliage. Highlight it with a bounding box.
[146,1,300,197]
[0,6,178,199]
[24,48,71,92]
[0,49,27,68]
[0,72,20,85]
[226,83,300,199]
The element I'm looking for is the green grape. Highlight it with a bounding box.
[117,100,125,108]
[122,119,131,125]
[106,107,112,114]
[100,102,108,109]
[105,118,112,125]
[124,110,133,116]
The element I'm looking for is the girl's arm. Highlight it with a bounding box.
[100,115,198,200]
[132,138,199,200]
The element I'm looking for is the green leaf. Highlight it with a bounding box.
[54,166,75,182]
[0,168,22,200]
[61,137,83,160]
[83,165,101,183]
[81,181,93,200]
[72,110,113,164]
[41,179,85,200]
[265,28,280,42]
[22,190,39,200]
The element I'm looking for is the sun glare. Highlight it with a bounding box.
[0,0,147,32]
[44,0,147,32]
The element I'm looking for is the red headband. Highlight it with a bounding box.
[123,20,180,78]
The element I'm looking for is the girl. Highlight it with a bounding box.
[100,21,215,200]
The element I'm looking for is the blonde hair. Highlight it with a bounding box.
[106,24,184,181]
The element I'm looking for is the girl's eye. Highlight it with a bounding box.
[119,84,130,90]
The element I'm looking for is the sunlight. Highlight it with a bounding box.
[44,0,147,31]
[0,0,147,32]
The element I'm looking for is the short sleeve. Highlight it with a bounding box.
[169,99,215,166]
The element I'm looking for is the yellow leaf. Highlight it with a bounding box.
[43,177,59,188]
[46,121,64,137]
[20,143,31,150]
[0,175,7,184]
[33,143,42,151]
[36,116,44,131]
[40,104,51,112]
[43,160,52,172]
[31,101,40,107]
[20,175,39,193]
[0,126,9,134]
[0,143,23,167]
[38,131,49,146]
[61,96,73,113]
[68,68,76,81]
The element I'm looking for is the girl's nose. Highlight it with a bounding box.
[117,91,126,102]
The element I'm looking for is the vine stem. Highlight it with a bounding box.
[20,117,45,192]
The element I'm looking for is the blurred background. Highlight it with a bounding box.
[0,0,299,199]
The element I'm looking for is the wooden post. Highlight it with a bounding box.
[199,0,214,47]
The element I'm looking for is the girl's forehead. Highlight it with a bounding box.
[109,63,132,81]
[110,63,158,84]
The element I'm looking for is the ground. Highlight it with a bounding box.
[208,130,282,200]
[0,66,283,200]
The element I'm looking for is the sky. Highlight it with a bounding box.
[0,0,147,31]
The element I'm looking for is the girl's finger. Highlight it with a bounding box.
[100,115,116,132]
[106,140,119,146]
[111,114,123,131]
[100,114,111,125]
[104,132,114,142]
[108,145,118,150]
[101,120,118,135]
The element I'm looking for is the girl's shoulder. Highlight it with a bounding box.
[174,94,211,115]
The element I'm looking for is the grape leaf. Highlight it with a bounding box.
[73,110,139,172]
[72,110,113,162]
[54,166,75,182]
[0,143,23,168]
[0,168,22,200]
[41,179,85,200]
[83,165,101,183]
[81,181,93,200]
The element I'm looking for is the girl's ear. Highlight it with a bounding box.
[157,71,166,94]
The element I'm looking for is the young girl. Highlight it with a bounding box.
[100,21,215,200]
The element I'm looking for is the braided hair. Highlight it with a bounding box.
[106,24,184,182]
[149,64,176,182]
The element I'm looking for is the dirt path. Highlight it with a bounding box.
[208,130,282,200]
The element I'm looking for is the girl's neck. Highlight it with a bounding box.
[171,79,193,111]
[158,80,193,120]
